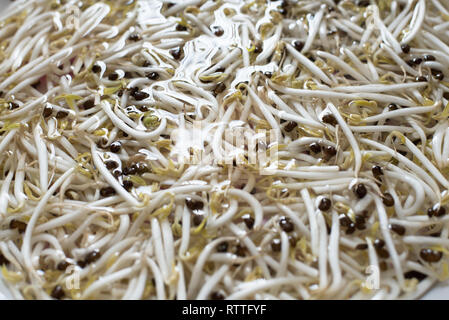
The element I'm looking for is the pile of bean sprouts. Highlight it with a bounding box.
[1,0,449,300]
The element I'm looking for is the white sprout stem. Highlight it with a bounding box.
[327,211,342,294]
[300,188,319,256]
[0,170,14,215]
[1,0,448,301]
[187,237,234,298]
[101,101,167,140]
[196,265,230,300]
[21,168,75,278]
[374,196,404,287]
[285,43,333,85]
[402,0,426,44]
[0,129,17,155]
[226,277,308,300]
[33,124,48,194]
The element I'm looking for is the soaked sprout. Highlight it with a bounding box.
[1,0,449,300]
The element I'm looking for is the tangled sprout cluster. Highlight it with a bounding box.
[0,0,449,299]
